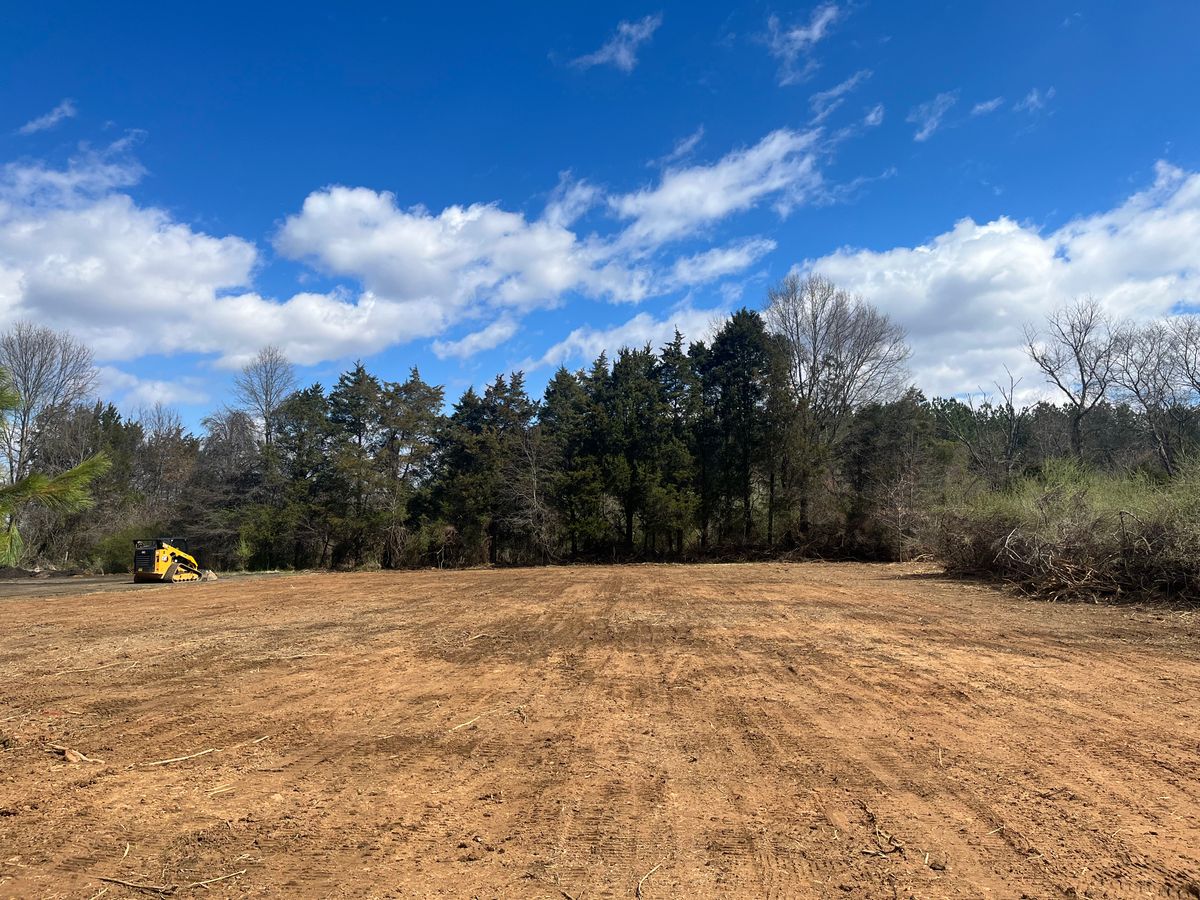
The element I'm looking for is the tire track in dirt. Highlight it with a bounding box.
[1,563,1199,898]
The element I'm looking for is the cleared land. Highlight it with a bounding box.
[1,564,1198,899]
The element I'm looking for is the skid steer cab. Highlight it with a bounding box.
[132,539,216,583]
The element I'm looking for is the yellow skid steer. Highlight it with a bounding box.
[132,539,217,583]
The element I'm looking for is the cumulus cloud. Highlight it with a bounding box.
[0,148,438,368]
[906,92,958,142]
[97,366,209,408]
[573,14,663,73]
[432,318,520,361]
[1,154,251,358]
[801,162,1200,398]
[767,4,841,85]
[275,187,611,317]
[530,302,728,369]
[18,99,78,135]
[276,132,809,331]
[610,128,822,247]
[0,123,815,369]
[279,128,827,317]
[809,70,872,123]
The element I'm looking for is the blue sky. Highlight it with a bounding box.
[2,1,1199,421]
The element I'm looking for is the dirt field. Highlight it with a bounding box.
[2,564,1198,899]
[0,572,283,602]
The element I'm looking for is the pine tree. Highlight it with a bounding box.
[328,363,384,565]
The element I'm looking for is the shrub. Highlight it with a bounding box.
[938,459,1200,603]
[88,525,145,574]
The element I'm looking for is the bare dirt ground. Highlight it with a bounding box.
[0,572,283,602]
[1,563,1198,899]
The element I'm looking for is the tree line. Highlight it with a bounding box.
[5,280,1200,574]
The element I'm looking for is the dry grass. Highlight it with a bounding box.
[938,459,1200,603]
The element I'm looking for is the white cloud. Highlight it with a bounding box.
[651,126,704,168]
[809,70,872,123]
[573,14,663,73]
[276,186,610,316]
[1014,86,1056,112]
[720,281,747,304]
[275,145,794,358]
[668,238,775,288]
[203,290,433,368]
[97,366,208,408]
[274,128,831,356]
[3,142,143,202]
[907,92,958,142]
[530,302,728,369]
[1,160,252,357]
[432,318,520,360]
[802,162,1200,397]
[863,104,885,127]
[543,173,601,229]
[0,148,435,368]
[610,128,822,247]
[0,122,817,368]
[767,4,841,85]
[971,97,1004,116]
[18,99,78,135]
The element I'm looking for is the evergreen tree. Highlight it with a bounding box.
[179,409,261,569]
[433,377,525,565]
[652,331,701,554]
[541,367,607,558]
[700,310,774,544]
[378,368,443,567]
[276,385,335,567]
[328,363,385,565]
[606,346,668,554]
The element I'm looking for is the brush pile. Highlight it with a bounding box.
[937,460,1200,604]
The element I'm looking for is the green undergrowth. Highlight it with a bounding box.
[938,459,1200,603]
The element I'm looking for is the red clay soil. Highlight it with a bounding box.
[1,563,1198,898]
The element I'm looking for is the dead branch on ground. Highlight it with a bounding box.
[185,869,246,889]
[635,862,663,898]
[96,876,175,895]
[142,748,220,767]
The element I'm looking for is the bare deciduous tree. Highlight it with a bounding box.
[233,345,297,448]
[764,273,910,442]
[936,369,1030,489]
[1024,297,1116,459]
[503,425,558,563]
[1169,315,1200,401]
[135,403,195,510]
[0,322,96,483]
[878,433,923,563]
[764,273,910,532]
[1113,320,1184,476]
